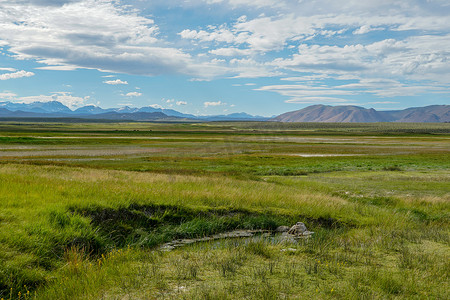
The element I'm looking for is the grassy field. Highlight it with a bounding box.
[0,121,449,299]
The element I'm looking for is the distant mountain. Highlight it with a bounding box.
[272,105,450,123]
[4,101,446,123]
[383,105,450,123]
[0,101,72,113]
[114,106,139,114]
[85,111,171,121]
[0,101,266,121]
[137,106,196,119]
[0,108,64,118]
[0,107,12,115]
[73,105,113,114]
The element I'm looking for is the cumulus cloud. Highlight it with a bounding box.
[124,92,142,97]
[104,79,128,85]
[149,104,163,109]
[176,101,187,105]
[271,35,450,84]
[0,0,195,76]
[0,70,35,80]
[0,92,18,100]
[209,47,252,56]
[204,101,226,107]
[1,90,88,109]
[1,0,450,99]
[177,0,450,83]
[17,92,88,109]
[353,25,383,35]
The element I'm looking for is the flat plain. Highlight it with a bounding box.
[0,121,449,299]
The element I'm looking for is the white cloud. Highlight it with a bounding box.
[179,15,312,52]
[0,70,35,80]
[1,90,88,109]
[256,84,355,99]
[1,0,450,94]
[0,92,18,100]
[229,58,283,78]
[104,79,128,85]
[149,104,163,109]
[204,101,226,107]
[257,74,450,104]
[209,47,252,56]
[0,67,16,72]
[179,28,239,44]
[18,92,87,109]
[124,92,142,97]
[284,97,355,104]
[176,101,187,105]
[271,35,450,85]
[177,1,450,83]
[0,0,195,76]
[35,65,78,71]
[281,74,330,81]
[353,25,383,35]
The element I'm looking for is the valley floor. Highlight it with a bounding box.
[0,122,449,299]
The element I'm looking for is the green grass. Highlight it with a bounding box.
[0,122,448,299]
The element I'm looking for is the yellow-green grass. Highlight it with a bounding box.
[0,122,449,299]
[36,236,449,299]
[1,164,448,299]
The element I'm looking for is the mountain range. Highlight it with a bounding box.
[0,101,268,122]
[0,101,448,123]
[271,105,450,123]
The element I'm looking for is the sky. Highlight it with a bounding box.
[0,0,449,116]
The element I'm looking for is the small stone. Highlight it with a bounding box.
[281,248,297,252]
[179,239,195,244]
[287,222,308,236]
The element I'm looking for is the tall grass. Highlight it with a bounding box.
[0,122,448,299]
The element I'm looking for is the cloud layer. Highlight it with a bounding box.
[0,70,34,80]
[0,0,193,76]
[0,0,449,105]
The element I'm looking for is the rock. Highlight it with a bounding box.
[281,248,298,252]
[212,230,254,239]
[287,222,308,236]
[158,229,270,252]
[302,230,314,236]
[275,226,290,233]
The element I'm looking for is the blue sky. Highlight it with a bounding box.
[0,0,449,116]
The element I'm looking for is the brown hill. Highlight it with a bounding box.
[272,105,450,123]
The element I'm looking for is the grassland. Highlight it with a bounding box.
[0,121,449,299]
